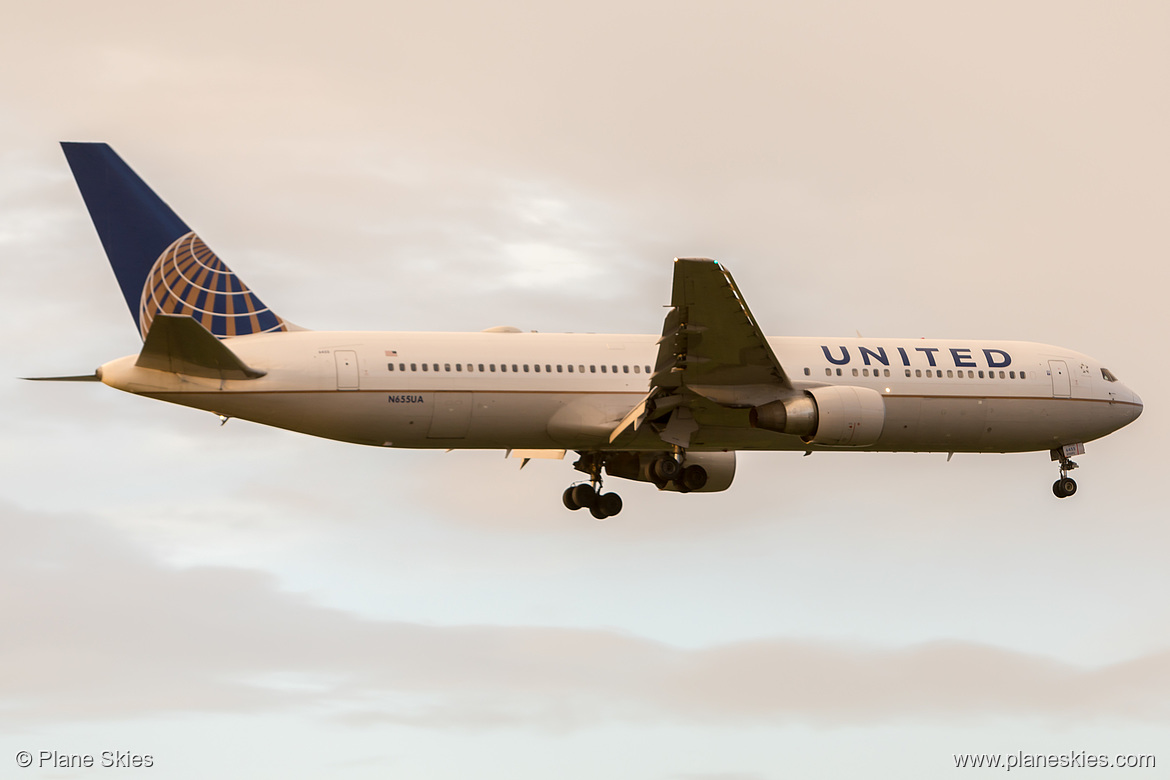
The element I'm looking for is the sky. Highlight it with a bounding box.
[2,1,1168,777]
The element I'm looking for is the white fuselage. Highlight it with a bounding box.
[97,331,1143,454]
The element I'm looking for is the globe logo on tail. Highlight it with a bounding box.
[138,232,287,340]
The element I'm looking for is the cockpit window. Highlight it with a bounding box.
[1101,367,1118,383]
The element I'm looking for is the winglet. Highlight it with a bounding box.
[136,314,266,379]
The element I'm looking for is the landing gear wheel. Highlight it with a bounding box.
[599,492,623,517]
[589,503,609,520]
[1053,477,1077,498]
[652,456,681,482]
[563,486,582,511]
[571,484,598,509]
[680,464,708,492]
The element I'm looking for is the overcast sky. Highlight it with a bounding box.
[2,2,1167,777]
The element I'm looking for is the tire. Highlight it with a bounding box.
[571,484,598,509]
[653,456,681,482]
[681,464,708,492]
[1052,480,1065,498]
[599,492,623,517]
[563,486,581,511]
[589,503,609,520]
[1059,478,1077,497]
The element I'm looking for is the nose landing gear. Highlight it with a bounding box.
[1051,445,1081,498]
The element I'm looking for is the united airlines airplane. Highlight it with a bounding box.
[32,143,1143,518]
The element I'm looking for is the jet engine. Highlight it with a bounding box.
[750,385,885,447]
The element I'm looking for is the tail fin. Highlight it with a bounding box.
[61,142,288,340]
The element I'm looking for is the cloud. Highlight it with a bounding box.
[3,501,1169,730]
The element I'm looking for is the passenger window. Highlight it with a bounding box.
[590,365,596,373]
[926,370,932,377]
[523,364,530,372]
[825,368,832,376]
[904,369,911,377]
[456,364,462,372]
[633,365,640,374]
[612,366,618,373]
[1020,371,1026,379]
[1009,371,1015,379]
[978,370,984,378]
[490,364,496,372]
[388,363,395,371]
[624,365,630,374]
[947,370,954,378]
[557,365,563,373]
[581,365,586,373]
[884,369,890,377]
[546,365,552,373]
[478,364,484,372]
[512,364,518,372]
[862,369,869,377]
[422,363,428,372]
[444,363,451,372]
[836,368,842,376]
[568,365,574,373]
[410,363,417,371]
[645,365,651,373]
[600,365,607,373]
[534,364,540,372]
[852,369,859,377]
[998,371,1004,378]
[804,367,811,376]
[968,371,974,378]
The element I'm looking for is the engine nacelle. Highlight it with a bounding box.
[750,385,885,447]
[597,450,736,493]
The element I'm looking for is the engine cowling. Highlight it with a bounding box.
[596,451,736,492]
[750,385,885,447]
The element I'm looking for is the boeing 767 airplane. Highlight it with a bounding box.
[32,143,1143,518]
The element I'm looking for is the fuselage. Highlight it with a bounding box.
[97,331,1143,454]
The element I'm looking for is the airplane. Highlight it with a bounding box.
[30,142,1143,518]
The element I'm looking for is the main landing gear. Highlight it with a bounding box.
[1051,446,1081,499]
[563,483,623,520]
[563,452,623,520]
[649,453,708,492]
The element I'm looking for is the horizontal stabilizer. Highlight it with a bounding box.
[136,314,266,380]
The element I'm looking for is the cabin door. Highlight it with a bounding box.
[335,350,359,390]
[1049,360,1071,397]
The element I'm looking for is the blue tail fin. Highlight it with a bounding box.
[61,142,288,340]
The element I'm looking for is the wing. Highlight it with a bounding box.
[611,258,796,447]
